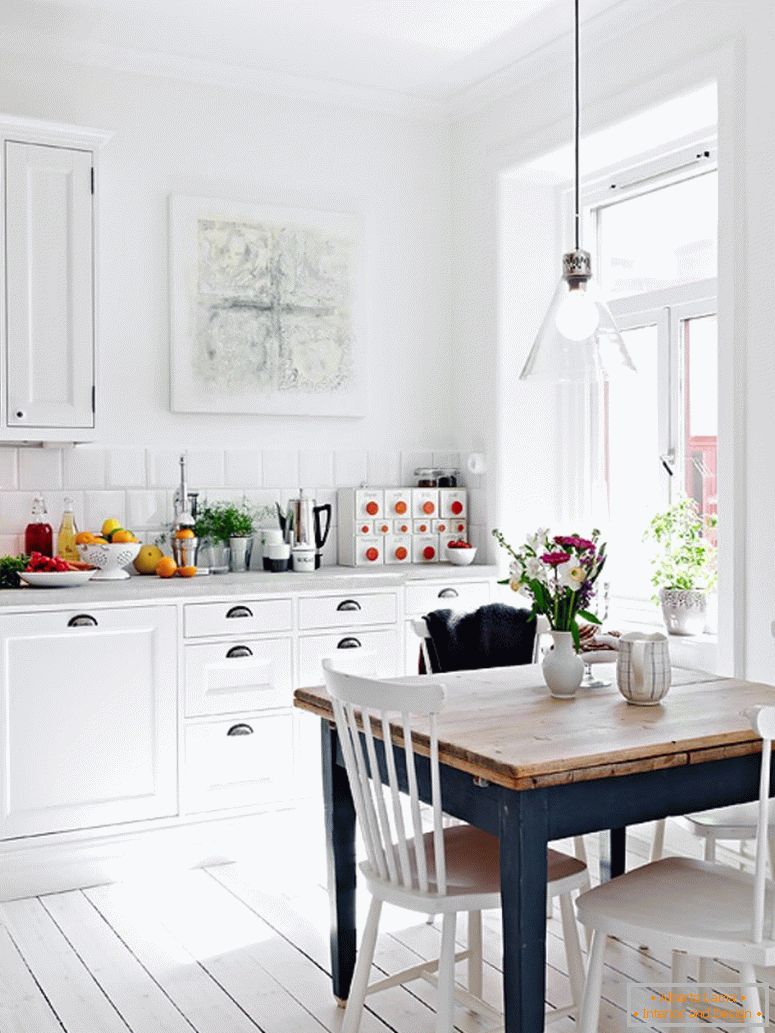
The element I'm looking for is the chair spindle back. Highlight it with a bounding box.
[323,660,447,895]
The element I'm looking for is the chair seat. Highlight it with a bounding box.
[576,856,775,961]
[362,824,587,902]
[679,800,775,838]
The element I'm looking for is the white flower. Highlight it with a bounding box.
[524,556,547,582]
[556,560,586,590]
[509,578,523,594]
[526,527,549,553]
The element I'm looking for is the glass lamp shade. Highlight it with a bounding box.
[519,256,637,383]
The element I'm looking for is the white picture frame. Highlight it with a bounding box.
[169,194,366,417]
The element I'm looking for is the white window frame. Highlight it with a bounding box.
[558,145,719,624]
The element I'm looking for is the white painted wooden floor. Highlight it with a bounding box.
[0,807,772,1033]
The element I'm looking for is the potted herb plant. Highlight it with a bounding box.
[644,497,717,636]
[195,501,255,573]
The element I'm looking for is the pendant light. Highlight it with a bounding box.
[519,0,636,383]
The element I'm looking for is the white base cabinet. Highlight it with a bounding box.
[0,607,177,839]
[0,571,494,897]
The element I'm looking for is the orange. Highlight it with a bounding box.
[156,556,178,578]
[112,529,135,544]
[178,565,197,578]
[75,531,95,545]
[175,528,195,539]
[92,537,108,545]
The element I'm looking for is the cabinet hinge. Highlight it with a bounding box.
[90,167,95,194]
[91,385,95,412]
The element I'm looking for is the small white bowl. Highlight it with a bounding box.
[77,541,141,580]
[446,545,477,566]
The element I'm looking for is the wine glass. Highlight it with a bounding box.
[580,581,612,688]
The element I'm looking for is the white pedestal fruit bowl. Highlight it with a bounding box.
[77,542,142,580]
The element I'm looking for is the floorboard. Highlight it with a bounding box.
[0,812,770,1033]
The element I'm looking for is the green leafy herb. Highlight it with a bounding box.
[0,554,29,589]
[643,497,717,600]
[194,501,255,543]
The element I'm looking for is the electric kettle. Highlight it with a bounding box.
[282,489,332,569]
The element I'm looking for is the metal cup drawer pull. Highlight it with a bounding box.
[226,723,254,736]
[226,645,253,659]
[67,614,98,627]
[438,588,459,599]
[226,605,253,619]
[337,637,362,649]
[336,599,361,612]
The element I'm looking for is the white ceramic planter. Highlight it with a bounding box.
[659,588,707,636]
[542,630,584,699]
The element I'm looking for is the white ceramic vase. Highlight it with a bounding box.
[659,588,707,636]
[542,630,584,699]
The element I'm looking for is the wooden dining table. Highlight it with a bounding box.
[293,663,775,1033]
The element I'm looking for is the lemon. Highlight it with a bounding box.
[134,545,164,575]
[102,517,122,538]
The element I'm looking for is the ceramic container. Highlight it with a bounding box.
[542,630,584,699]
[616,632,671,705]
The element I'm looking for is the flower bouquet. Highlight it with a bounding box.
[492,527,607,697]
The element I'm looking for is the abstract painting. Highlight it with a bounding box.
[169,196,365,416]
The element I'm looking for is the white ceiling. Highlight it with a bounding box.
[2,0,625,107]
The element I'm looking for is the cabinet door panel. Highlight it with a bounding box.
[0,607,177,838]
[5,141,94,428]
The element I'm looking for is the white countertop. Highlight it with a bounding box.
[0,563,499,610]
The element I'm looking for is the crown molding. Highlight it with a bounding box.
[0,27,448,124]
[446,0,689,122]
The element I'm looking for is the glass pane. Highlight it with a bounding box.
[603,324,661,598]
[598,171,717,296]
[681,314,717,539]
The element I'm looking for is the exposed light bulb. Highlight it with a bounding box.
[554,285,600,341]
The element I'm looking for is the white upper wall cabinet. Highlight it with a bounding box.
[0,116,110,443]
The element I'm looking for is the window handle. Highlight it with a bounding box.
[660,451,675,477]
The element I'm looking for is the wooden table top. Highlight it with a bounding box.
[293,665,775,790]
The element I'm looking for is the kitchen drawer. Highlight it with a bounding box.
[298,592,398,631]
[404,580,490,617]
[298,628,401,686]
[184,637,292,717]
[184,598,292,638]
[182,713,294,814]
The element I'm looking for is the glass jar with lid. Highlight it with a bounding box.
[414,467,440,488]
[437,468,460,487]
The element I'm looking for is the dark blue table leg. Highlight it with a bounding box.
[321,719,357,1004]
[599,826,627,880]
[499,789,549,1033]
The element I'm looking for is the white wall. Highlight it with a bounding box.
[450,0,775,680]
[0,51,454,454]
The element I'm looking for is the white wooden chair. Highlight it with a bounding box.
[323,660,590,1033]
[575,704,775,1033]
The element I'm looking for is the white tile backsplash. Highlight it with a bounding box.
[19,448,63,491]
[367,451,401,487]
[63,448,106,489]
[262,450,299,488]
[0,444,487,567]
[107,449,146,488]
[147,450,183,489]
[225,450,262,488]
[0,449,18,490]
[187,449,225,487]
[84,491,126,533]
[126,490,169,529]
[299,450,334,489]
[334,450,367,487]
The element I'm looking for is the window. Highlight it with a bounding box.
[586,160,718,606]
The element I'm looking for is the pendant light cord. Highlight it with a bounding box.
[574,0,580,252]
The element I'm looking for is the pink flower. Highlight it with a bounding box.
[542,551,571,566]
[554,535,596,552]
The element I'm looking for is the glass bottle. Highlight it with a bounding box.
[57,497,79,562]
[25,493,54,557]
